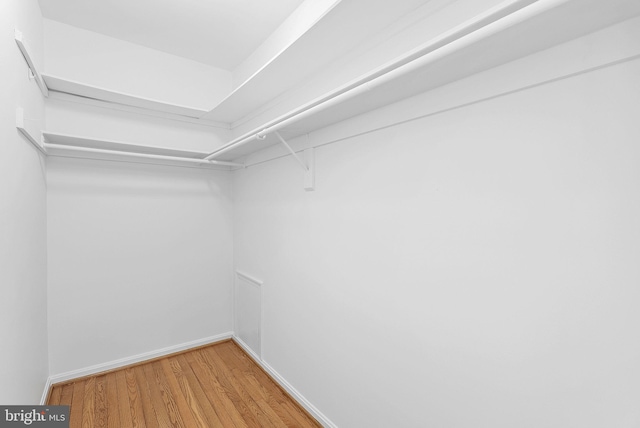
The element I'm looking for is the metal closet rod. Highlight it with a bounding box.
[43,143,243,167]
[204,0,567,161]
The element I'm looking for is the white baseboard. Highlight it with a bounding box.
[232,335,337,428]
[39,377,53,405]
[43,331,233,398]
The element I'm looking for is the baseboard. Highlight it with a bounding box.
[39,377,53,405]
[44,332,233,395]
[233,335,262,362]
[232,335,337,428]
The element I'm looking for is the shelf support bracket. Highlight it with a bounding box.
[274,131,314,191]
[274,131,308,172]
[303,147,315,192]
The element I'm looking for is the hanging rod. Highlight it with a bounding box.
[44,143,243,168]
[204,0,568,161]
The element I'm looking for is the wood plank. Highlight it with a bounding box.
[205,346,283,428]
[82,377,95,428]
[160,357,219,427]
[59,383,75,407]
[173,354,237,427]
[123,368,147,428]
[149,360,192,427]
[94,375,108,428]
[48,385,63,405]
[200,348,277,428]
[191,349,262,428]
[140,363,174,427]
[105,373,120,428]
[183,351,251,428]
[134,365,160,428]
[69,380,85,428]
[114,371,135,428]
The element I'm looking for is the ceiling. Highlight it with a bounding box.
[38,0,306,70]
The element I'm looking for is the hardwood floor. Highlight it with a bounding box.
[47,340,321,427]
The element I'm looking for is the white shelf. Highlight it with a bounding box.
[42,132,242,170]
[19,0,640,169]
[204,0,640,162]
[200,0,431,123]
[42,75,209,119]
[39,0,444,125]
[43,132,208,158]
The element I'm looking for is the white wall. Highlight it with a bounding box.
[42,63,235,376]
[47,159,234,376]
[0,0,48,403]
[43,19,232,110]
[232,30,640,428]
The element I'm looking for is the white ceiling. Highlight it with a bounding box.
[38,0,306,70]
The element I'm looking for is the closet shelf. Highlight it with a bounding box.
[199,1,342,123]
[40,0,426,125]
[42,75,210,119]
[41,132,243,169]
[17,108,239,169]
[18,0,640,167]
[204,0,640,162]
[199,0,429,123]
